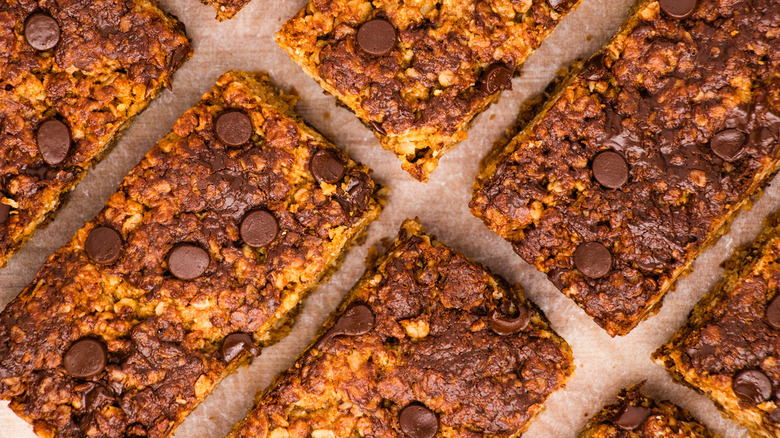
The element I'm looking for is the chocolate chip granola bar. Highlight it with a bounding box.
[276,0,583,181]
[0,71,383,438]
[0,0,191,268]
[654,211,780,438]
[225,219,574,438]
[471,0,780,336]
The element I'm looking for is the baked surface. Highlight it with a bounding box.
[199,0,251,20]
[276,0,583,182]
[225,219,574,438]
[654,212,780,438]
[0,0,191,268]
[471,0,780,336]
[579,384,715,438]
[0,71,383,438]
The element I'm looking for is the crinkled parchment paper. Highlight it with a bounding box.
[1,0,767,436]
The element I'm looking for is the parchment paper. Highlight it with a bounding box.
[0,0,769,436]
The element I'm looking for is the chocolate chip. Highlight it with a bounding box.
[574,242,612,279]
[167,244,209,280]
[85,227,123,265]
[370,120,387,136]
[215,111,253,147]
[592,150,629,189]
[488,307,531,335]
[733,369,773,404]
[547,0,574,10]
[399,404,438,438]
[659,0,697,19]
[356,19,397,56]
[579,54,608,81]
[221,333,261,363]
[767,295,780,330]
[0,204,10,225]
[37,119,71,165]
[84,385,114,411]
[310,150,346,184]
[612,404,652,430]
[319,304,374,346]
[64,339,107,378]
[479,63,513,95]
[240,210,278,248]
[24,13,60,51]
[749,127,774,149]
[711,129,746,161]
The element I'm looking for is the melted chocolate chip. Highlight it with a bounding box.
[84,385,114,411]
[221,333,261,362]
[612,404,652,430]
[356,19,397,56]
[579,54,608,81]
[37,119,71,165]
[64,339,107,378]
[24,13,60,51]
[167,244,209,280]
[319,304,374,346]
[766,295,780,330]
[592,150,629,189]
[710,129,746,162]
[479,64,513,94]
[659,0,697,19]
[574,242,612,279]
[215,111,253,147]
[0,204,10,225]
[240,210,278,248]
[488,307,531,335]
[310,150,346,184]
[733,369,773,405]
[85,227,123,265]
[399,404,438,438]
[370,120,387,136]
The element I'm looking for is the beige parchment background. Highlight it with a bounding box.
[0,0,771,436]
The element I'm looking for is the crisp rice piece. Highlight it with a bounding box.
[0,0,192,268]
[579,384,716,438]
[198,0,252,20]
[276,0,583,182]
[471,0,780,336]
[225,219,574,438]
[0,71,384,438]
[654,211,780,438]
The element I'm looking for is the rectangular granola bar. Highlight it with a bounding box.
[225,219,574,438]
[579,384,715,437]
[0,71,384,438]
[276,0,583,181]
[654,212,780,438]
[471,0,780,336]
[0,0,191,268]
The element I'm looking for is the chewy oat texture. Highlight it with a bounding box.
[654,211,780,438]
[0,71,383,438]
[0,0,191,268]
[471,0,780,336]
[225,219,574,438]
[579,384,715,438]
[276,0,583,182]
[198,0,251,20]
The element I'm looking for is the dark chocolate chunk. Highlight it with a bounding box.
[310,149,346,184]
[579,54,608,81]
[221,333,261,362]
[399,404,438,438]
[167,244,209,280]
[37,119,71,165]
[85,227,123,265]
[574,242,612,279]
[659,0,697,19]
[84,385,114,411]
[479,63,513,94]
[612,404,652,430]
[488,307,531,335]
[356,19,397,56]
[240,210,278,248]
[370,120,387,136]
[319,304,374,346]
[215,110,253,147]
[24,13,60,51]
[766,295,780,330]
[733,369,773,404]
[592,150,629,189]
[0,204,10,225]
[710,128,746,162]
[63,339,107,378]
